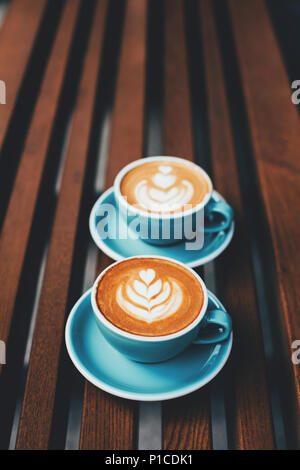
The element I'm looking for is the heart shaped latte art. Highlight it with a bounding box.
[149,187,178,203]
[139,268,155,285]
[116,269,183,323]
[152,172,176,189]
[133,163,195,212]
[158,165,172,174]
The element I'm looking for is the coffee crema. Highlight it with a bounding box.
[120,159,210,214]
[95,258,204,337]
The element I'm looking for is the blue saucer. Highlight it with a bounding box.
[65,289,233,401]
[89,188,234,268]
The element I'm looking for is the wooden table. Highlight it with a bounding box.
[0,0,299,450]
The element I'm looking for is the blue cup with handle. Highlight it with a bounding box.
[91,255,232,363]
[114,156,233,246]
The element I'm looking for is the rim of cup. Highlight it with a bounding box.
[114,156,213,220]
[91,255,209,343]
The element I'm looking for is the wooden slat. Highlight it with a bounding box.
[162,0,211,450]
[229,0,300,445]
[15,0,107,449]
[79,0,147,450]
[163,0,193,160]
[0,0,47,149]
[200,0,274,449]
[0,0,79,369]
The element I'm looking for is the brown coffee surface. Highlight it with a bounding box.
[120,159,210,214]
[96,258,204,336]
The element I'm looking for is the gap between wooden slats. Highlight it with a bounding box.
[0,0,9,28]
[79,0,147,450]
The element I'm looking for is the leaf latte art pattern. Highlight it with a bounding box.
[96,258,205,336]
[116,269,183,323]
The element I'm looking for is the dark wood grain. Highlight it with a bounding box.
[0,0,79,375]
[0,0,46,149]
[15,0,107,450]
[162,0,211,450]
[200,0,274,449]
[79,0,147,450]
[229,0,300,445]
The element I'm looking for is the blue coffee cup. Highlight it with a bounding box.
[114,156,233,246]
[91,256,232,363]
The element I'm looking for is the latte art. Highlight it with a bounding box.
[120,159,211,214]
[116,268,183,322]
[96,258,204,336]
[134,165,194,212]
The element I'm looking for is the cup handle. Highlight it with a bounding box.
[204,198,233,233]
[192,308,232,345]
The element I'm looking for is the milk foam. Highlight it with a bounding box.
[133,165,194,212]
[116,268,183,322]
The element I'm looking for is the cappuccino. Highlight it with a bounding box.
[95,257,204,337]
[120,158,211,214]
